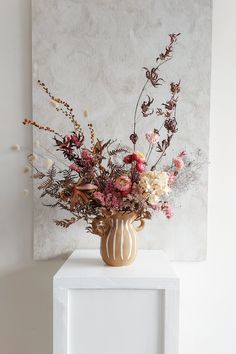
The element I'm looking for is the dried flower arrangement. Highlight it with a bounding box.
[23,33,187,265]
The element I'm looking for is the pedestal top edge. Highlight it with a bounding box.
[54,250,178,281]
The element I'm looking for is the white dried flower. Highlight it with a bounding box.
[139,171,170,204]
[11,144,21,151]
[28,153,38,161]
[23,189,29,197]
[34,139,40,148]
[43,158,53,169]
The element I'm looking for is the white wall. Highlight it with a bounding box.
[0,1,235,354]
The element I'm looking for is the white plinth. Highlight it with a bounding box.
[53,250,179,354]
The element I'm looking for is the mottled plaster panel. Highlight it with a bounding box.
[32,0,211,260]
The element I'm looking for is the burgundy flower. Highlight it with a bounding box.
[54,137,74,160]
[130,133,138,144]
[164,117,178,133]
[159,47,173,61]
[141,95,154,117]
[169,33,180,44]
[81,149,93,162]
[70,132,84,148]
[162,98,177,111]
[143,67,164,87]
[123,154,134,164]
[170,81,181,95]
[159,33,180,61]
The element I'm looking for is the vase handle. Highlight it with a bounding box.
[133,218,145,232]
[92,216,110,237]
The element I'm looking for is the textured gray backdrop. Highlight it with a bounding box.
[32,0,212,260]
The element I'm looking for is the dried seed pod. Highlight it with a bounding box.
[23,166,31,173]
[11,144,21,151]
[129,133,138,144]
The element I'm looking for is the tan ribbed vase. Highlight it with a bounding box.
[92,212,145,266]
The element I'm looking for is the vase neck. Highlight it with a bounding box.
[110,211,136,223]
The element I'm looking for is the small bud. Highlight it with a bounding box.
[23,189,29,197]
[50,99,59,108]
[34,139,40,148]
[23,166,31,173]
[129,133,138,144]
[11,144,21,151]
[28,153,38,161]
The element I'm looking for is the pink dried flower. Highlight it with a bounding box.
[67,132,84,147]
[71,134,83,147]
[162,202,173,219]
[168,171,177,187]
[69,163,80,173]
[115,175,132,193]
[105,193,120,209]
[136,163,145,173]
[173,157,184,170]
[104,180,115,194]
[81,149,93,161]
[93,191,105,206]
[145,131,159,145]
[178,151,187,158]
[133,151,145,163]
[151,203,161,211]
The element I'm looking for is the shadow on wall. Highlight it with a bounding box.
[0,260,63,354]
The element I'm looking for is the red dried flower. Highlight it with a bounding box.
[123,154,134,164]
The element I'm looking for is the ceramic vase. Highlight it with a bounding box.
[92,211,145,266]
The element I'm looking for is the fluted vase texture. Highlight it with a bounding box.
[92,212,145,266]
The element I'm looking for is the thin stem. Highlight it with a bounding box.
[145,143,152,160]
[151,148,167,171]
[132,79,149,151]
[146,145,154,165]
[158,121,165,134]
[39,145,70,168]
[156,57,172,70]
